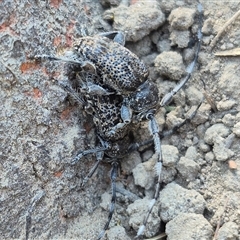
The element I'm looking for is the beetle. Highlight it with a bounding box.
[34,3,203,239]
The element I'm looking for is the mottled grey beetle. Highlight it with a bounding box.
[34,3,203,239]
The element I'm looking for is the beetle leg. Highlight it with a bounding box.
[135,114,163,237]
[33,54,83,65]
[58,81,87,106]
[84,81,115,95]
[120,98,132,123]
[81,150,104,187]
[128,100,203,153]
[160,3,203,106]
[97,161,118,240]
[128,100,202,237]
[97,31,125,46]
[33,54,98,75]
[71,146,107,165]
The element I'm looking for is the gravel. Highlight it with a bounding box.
[1,0,240,239]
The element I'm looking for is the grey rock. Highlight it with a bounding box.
[166,213,213,240]
[126,36,152,57]
[218,63,240,99]
[127,197,160,238]
[202,18,214,35]
[121,151,142,175]
[177,156,200,181]
[188,103,211,125]
[107,226,131,240]
[185,146,198,161]
[222,114,236,127]
[204,123,230,145]
[233,122,240,137]
[100,192,111,211]
[132,157,155,190]
[154,51,185,80]
[162,145,179,167]
[198,140,211,153]
[209,60,221,75]
[217,222,239,240]
[169,7,196,30]
[212,136,234,161]
[185,86,204,106]
[157,39,171,52]
[205,151,215,163]
[169,30,190,48]
[165,106,184,129]
[103,1,165,42]
[217,100,236,111]
[159,0,185,13]
[160,182,206,222]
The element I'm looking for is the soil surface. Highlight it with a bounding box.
[1,0,240,240]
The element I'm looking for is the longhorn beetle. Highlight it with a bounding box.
[34,3,203,239]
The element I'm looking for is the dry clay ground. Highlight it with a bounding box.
[1,0,240,239]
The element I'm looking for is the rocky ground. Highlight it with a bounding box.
[0,0,240,240]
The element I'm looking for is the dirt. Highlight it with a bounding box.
[0,0,240,240]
